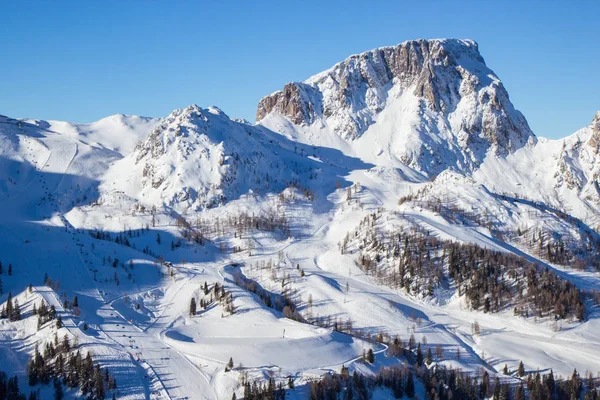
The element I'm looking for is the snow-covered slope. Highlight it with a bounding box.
[44,114,159,154]
[257,38,600,224]
[0,114,156,219]
[475,111,600,224]
[258,39,535,176]
[0,38,599,400]
[100,104,340,212]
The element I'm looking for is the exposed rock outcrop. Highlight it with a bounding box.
[257,39,534,159]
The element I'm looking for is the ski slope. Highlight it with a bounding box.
[1,39,599,399]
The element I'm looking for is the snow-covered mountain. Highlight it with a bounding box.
[258,39,534,176]
[1,39,600,400]
[554,111,600,194]
[100,104,338,212]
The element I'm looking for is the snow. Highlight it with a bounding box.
[0,39,599,399]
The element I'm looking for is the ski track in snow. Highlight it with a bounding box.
[1,71,600,398]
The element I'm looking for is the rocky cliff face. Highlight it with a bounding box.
[553,111,600,195]
[102,105,317,211]
[257,39,534,160]
[586,111,600,150]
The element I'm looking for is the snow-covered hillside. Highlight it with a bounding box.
[100,104,341,213]
[1,38,599,400]
[258,39,535,176]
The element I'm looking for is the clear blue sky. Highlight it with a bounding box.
[1,0,598,139]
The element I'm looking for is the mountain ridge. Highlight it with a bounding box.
[1,38,600,399]
[256,38,535,176]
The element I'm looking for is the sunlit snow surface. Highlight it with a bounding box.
[1,76,600,397]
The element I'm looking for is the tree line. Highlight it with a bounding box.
[349,210,585,321]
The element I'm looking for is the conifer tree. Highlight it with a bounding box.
[481,371,490,398]
[366,348,375,364]
[7,376,21,399]
[53,378,63,400]
[514,384,525,400]
[425,347,432,365]
[62,335,70,353]
[518,360,525,377]
[94,364,105,399]
[189,298,197,316]
[405,372,415,398]
[493,376,501,400]
[10,299,21,321]
[5,292,13,319]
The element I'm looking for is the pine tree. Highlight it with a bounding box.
[49,305,56,320]
[425,347,432,365]
[500,384,510,400]
[53,378,63,400]
[405,372,415,398]
[56,315,63,329]
[27,355,38,386]
[7,264,12,276]
[571,368,582,399]
[518,360,525,377]
[55,353,65,378]
[408,333,416,350]
[480,371,490,398]
[416,343,423,366]
[80,353,94,394]
[10,299,21,321]
[62,335,70,353]
[7,376,21,399]
[493,376,501,400]
[6,292,13,319]
[94,364,105,400]
[189,298,197,316]
[366,348,374,364]
[227,357,234,371]
[545,369,555,395]
[514,384,525,400]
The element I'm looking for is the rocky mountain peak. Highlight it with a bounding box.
[257,38,534,162]
[592,111,600,133]
[585,111,600,150]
